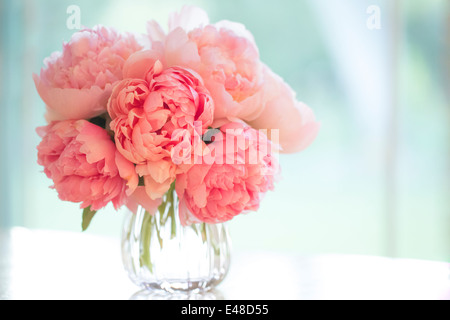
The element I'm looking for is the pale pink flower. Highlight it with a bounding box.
[175,122,279,225]
[33,25,142,122]
[147,9,264,121]
[247,66,320,154]
[168,5,210,33]
[36,120,133,211]
[146,7,319,153]
[186,24,264,120]
[107,58,214,200]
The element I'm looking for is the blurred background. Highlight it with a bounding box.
[0,0,448,261]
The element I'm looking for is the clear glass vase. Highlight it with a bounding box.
[121,186,232,293]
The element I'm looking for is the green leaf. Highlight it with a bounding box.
[81,206,97,232]
[138,176,145,187]
[202,128,220,145]
[88,115,107,129]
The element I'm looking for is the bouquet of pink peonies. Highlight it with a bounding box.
[34,6,319,231]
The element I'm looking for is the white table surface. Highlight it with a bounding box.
[1,227,449,300]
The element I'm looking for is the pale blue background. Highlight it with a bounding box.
[0,0,449,261]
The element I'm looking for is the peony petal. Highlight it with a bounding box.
[247,67,320,154]
[34,74,113,122]
[143,174,173,200]
[37,120,128,212]
[237,67,281,121]
[76,121,114,165]
[126,186,161,214]
[204,80,238,120]
[168,5,210,32]
[122,50,164,80]
[178,198,202,227]
[164,28,201,68]
[214,20,258,47]
[140,159,174,185]
[115,150,139,195]
[34,26,142,123]
[146,20,166,43]
[175,122,279,225]
[191,183,208,208]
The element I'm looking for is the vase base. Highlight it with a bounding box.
[130,288,224,300]
[138,278,218,294]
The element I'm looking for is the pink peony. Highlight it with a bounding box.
[186,23,263,119]
[107,58,214,200]
[33,25,142,122]
[37,120,132,211]
[147,8,264,121]
[147,7,319,154]
[247,66,320,154]
[175,122,279,225]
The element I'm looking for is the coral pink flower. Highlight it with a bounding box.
[37,120,132,211]
[107,58,214,200]
[175,122,279,225]
[33,25,142,122]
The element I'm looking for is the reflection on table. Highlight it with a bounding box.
[1,228,449,300]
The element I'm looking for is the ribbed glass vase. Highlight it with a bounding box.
[121,186,231,293]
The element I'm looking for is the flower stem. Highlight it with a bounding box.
[139,210,153,272]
